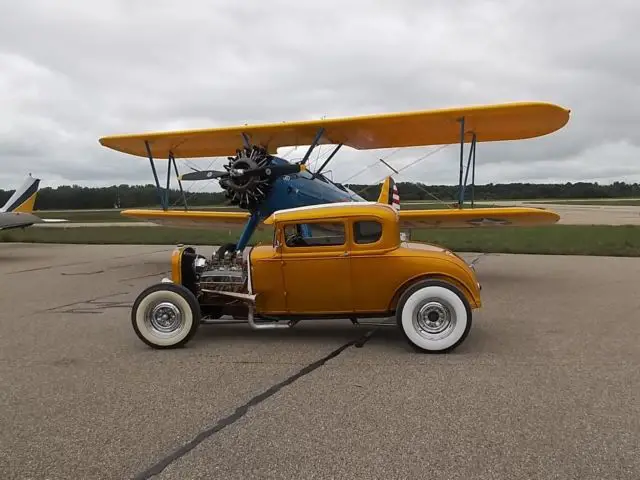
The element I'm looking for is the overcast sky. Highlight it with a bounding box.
[1,0,639,193]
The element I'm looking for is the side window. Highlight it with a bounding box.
[284,222,345,247]
[353,220,382,244]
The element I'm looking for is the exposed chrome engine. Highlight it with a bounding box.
[192,250,248,296]
[186,247,293,329]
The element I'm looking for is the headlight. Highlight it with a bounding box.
[193,255,207,273]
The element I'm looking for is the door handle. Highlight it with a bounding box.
[342,251,349,257]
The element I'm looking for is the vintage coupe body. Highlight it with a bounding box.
[131,203,482,353]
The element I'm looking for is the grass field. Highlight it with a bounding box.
[3,225,640,257]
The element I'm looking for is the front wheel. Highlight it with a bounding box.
[396,280,472,353]
[131,283,201,349]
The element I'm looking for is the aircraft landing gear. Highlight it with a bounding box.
[214,243,237,260]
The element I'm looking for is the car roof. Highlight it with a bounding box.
[263,202,398,225]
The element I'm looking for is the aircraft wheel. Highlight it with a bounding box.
[131,283,201,349]
[215,243,237,260]
[396,280,472,353]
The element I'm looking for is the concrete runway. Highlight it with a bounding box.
[1,243,639,479]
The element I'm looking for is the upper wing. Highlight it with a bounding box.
[398,207,560,229]
[99,102,570,159]
[121,209,253,229]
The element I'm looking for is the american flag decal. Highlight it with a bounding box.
[390,178,400,211]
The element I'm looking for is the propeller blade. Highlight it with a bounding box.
[180,163,305,182]
[179,170,228,181]
[230,163,304,181]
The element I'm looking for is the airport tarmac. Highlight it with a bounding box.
[1,243,639,479]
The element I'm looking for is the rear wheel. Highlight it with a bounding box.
[131,283,201,349]
[396,279,472,353]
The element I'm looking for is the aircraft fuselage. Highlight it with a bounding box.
[229,155,367,251]
[254,156,366,220]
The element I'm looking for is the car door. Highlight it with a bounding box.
[348,218,399,313]
[281,220,353,314]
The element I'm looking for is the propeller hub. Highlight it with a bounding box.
[220,146,272,211]
[223,158,262,191]
[182,145,302,212]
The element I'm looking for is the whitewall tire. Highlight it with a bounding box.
[131,283,201,349]
[396,280,472,353]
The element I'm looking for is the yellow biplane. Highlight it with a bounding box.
[99,101,570,255]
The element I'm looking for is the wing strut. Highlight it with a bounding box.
[145,140,165,209]
[455,118,478,208]
[236,211,261,252]
[461,133,477,208]
[169,152,189,210]
[144,141,189,211]
[379,157,399,174]
[316,143,342,174]
[241,132,251,149]
[300,127,325,165]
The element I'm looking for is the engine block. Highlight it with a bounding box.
[195,252,248,294]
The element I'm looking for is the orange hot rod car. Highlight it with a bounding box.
[130,202,482,353]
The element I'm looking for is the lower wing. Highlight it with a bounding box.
[398,207,560,229]
[121,209,253,229]
[121,206,559,230]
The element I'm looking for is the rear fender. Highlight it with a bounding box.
[388,273,480,312]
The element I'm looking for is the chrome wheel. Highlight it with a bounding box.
[397,281,472,353]
[147,302,183,335]
[413,300,456,340]
[131,283,201,349]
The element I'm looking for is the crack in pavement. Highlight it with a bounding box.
[36,291,131,314]
[56,300,132,314]
[132,328,379,479]
[6,248,172,275]
[60,270,105,276]
[7,260,95,274]
[52,298,132,314]
[120,270,170,282]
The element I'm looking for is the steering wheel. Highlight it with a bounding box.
[285,232,305,246]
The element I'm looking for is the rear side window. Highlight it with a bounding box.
[353,220,382,244]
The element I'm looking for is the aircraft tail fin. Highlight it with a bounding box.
[377,176,400,211]
[0,174,41,213]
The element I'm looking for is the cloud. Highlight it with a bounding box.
[1,0,639,194]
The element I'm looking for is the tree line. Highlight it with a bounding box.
[1,181,639,210]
